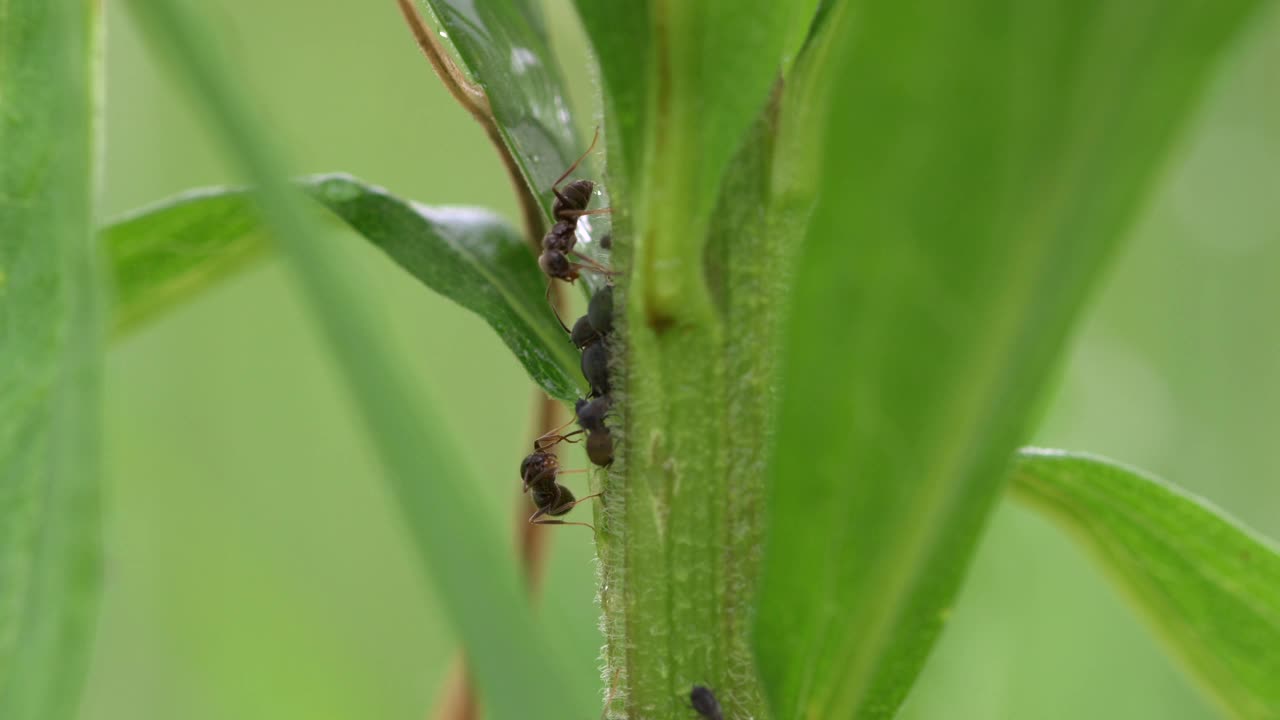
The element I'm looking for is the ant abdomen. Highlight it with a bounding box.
[553,179,595,219]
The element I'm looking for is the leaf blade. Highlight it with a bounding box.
[1010,449,1280,719]
[0,1,103,718]
[102,176,584,401]
[755,2,1266,718]
[410,0,584,217]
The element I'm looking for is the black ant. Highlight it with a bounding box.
[519,419,599,529]
[520,419,584,491]
[539,128,614,284]
[689,685,723,720]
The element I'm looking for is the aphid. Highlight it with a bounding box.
[586,428,614,467]
[539,129,614,284]
[689,685,723,720]
[587,285,614,336]
[571,314,601,349]
[581,340,610,397]
[575,396,610,433]
[576,396,613,467]
[599,232,613,251]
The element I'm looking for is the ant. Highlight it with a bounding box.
[539,128,614,284]
[519,419,599,529]
[520,419,585,491]
[689,685,723,720]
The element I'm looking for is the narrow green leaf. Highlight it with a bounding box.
[0,1,103,719]
[104,189,266,335]
[122,1,594,718]
[103,175,583,401]
[1011,449,1280,719]
[755,2,1265,719]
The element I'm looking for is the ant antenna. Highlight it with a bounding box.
[545,280,571,333]
[551,126,601,193]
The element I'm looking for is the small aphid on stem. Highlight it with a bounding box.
[689,685,723,720]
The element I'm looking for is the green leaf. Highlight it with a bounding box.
[755,2,1266,719]
[1010,449,1280,719]
[122,1,595,718]
[103,175,584,401]
[408,0,585,216]
[0,1,103,719]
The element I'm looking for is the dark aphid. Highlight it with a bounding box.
[599,232,612,250]
[575,396,610,433]
[581,340,610,397]
[527,478,600,530]
[689,686,723,720]
[571,314,601,349]
[586,428,614,467]
[587,285,614,336]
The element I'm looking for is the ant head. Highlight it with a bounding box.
[571,315,599,349]
[520,451,557,488]
[538,250,578,282]
[587,285,614,335]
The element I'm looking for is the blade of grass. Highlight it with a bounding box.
[755,2,1266,718]
[121,1,594,717]
[103,176,584,401]
[1011,449,1280,719]
[0,1,104,719]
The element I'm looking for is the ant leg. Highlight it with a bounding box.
[531,519,596,531]
[535,417,579,447]
[545,280,571,333]
[557,491,603,512]
[559,207,613,219]
[551,126,601,194]
[570,254,618,278]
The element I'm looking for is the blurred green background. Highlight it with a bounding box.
[89,2,1278,719]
